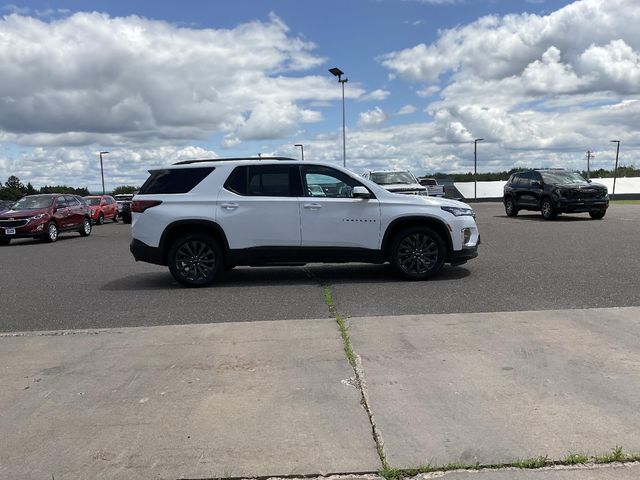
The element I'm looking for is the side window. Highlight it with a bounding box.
[531,172,543,186]
[248,165,293,197]
[302,166,364,198]
[224,166,248,195]
[65,195,80,207]
[55,196,68,208]
[518,172,532,187]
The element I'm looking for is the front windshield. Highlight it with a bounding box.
[370,171,417,185]
[85,198,101,206]
[540,171,588,185]
[11,196,54,210]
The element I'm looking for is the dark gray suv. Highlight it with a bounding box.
[503,169,609,220]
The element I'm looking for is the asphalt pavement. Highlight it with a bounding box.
[0,203,639,332]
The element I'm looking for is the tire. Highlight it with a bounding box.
[504,197,518,217]
[122,213,132,224]
[97,212,105,225]
[113,215,118,223]
[589,209,606,220]
[44,222,59,243]
[540,198,557,220]
[168,234,223,287]
[0,238,10,246]
[79,217,92,237]
[389,227,446,280]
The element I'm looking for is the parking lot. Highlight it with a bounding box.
[1,202,639,333]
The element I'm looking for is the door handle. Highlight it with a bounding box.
[303,203,322,210]
[221,203,239,210]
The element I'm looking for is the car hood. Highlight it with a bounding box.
[381,183,427,192]
[0,208,49,219]
[383,190,472,209]
[553,182,606,189]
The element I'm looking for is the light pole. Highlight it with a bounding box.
[99,151,109,195]
[329,67,348,167]
[294,144,304,161]
[611,140,620,198]
[473,139,484,200]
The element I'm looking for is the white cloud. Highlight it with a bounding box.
[398,104,417,115]
[358,107,387,128]
[0,12,352,147]
[359,89,391,101]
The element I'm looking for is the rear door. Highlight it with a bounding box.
[516,172,534,207]
[217,164,302,249]
[64,195,83,227]
[53,196,70,228]
[299,165,381,249]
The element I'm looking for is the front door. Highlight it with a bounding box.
[299,165,381,249]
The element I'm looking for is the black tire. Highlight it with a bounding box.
[113,215,118,223]
[589,209,606,220]
[168,234,223,287]
[504,197,518,217]
[389,227,446,280]
[79,217,92,237]
[540,198,557,220]
[44,222,59,243]
[97,212,105,225]
[0,238,10,246]
[122,213,132,224]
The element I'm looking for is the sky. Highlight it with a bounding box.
[0,0,639,191]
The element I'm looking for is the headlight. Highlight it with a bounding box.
[441,206,474,217]
[29,213,46,222]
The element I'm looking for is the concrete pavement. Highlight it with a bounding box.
[2,307,640,479]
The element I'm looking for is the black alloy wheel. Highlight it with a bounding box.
[79,217,92,237]
[390,227,446,280]
[168,234,223,287]
[505,197,518,217]
[541,198,557,220]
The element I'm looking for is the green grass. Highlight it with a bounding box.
[323,286,356,367]
[611,199,640,204]
[595,446,626,464]
[513,456,549,469]
[564,453,589,465]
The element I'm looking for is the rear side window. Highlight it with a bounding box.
[224,165,301,197]
[139,167,214,194]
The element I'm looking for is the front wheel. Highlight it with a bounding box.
[504,197,518,217]
[44,222,59,243]
[79,218,92,237]
[390,227,446,280]
[113,215,118,223]
[541,198,557,220]
[589,209,606,220]
[168,234,223,287]
[97,212,105,225]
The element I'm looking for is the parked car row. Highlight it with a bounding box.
[0,193,134,245]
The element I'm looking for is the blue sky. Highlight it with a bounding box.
[0,0,638,190]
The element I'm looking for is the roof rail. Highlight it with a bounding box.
[173,156,297,165]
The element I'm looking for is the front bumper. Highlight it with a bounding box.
[556,198,608,213]
[0,225,47,239]
[130,238,165,266]
[449,235,480,266]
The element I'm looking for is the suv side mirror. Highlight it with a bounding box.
[352,186,371,199]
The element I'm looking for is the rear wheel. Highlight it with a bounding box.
[541,198,557,220]
[168,234,223,287]
[79,217,92,237]
[44,222,59,242]
[113,214,118,223]
[390,227,446,280]
[504,197,518,217]
[589,209,606,220]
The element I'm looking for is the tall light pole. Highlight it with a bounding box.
[473,139,484,200]
[294,144,304,161]
[99,151,109,195]
[329,67,348,167]
[586,150,593,179]
[611,140,620,198]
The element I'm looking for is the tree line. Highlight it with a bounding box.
[424,165,640,182]
[0,176,139,201]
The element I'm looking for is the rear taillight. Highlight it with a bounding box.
[131,200,162,213]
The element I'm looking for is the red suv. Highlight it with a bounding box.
[0,194,92,245]
[84,195,118,225]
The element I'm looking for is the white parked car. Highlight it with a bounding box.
[361,169,428,195]
[130,158,480,287]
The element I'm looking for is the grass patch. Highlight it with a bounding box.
[595,446,626,464]
[564,453,588,465]
[513,456,549,469]
[611,199,640,204]
[323,286,355,367]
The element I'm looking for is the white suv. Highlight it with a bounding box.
[130,157,480,287]
[361,169,427,195]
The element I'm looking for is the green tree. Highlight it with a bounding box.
[111,185,139,195]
